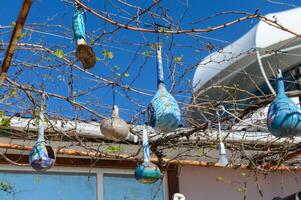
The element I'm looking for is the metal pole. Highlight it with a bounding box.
[256,50,276,95]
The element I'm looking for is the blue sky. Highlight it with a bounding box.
[0,0,299,122]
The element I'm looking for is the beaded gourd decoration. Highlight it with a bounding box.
[135,125,161,184]
[29,97,55,171]
[100,105,129,141]
[147,44,181,132]
[267,69,301,137]
[72,8,96,70]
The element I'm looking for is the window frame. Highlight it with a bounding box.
[0,165,168,200]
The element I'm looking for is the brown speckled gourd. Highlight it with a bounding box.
[100,105,129,141]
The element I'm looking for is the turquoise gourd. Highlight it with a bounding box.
[72,8,96,70]
[72,9,85,42]
[267,69,301,137]
[135,125,161,184]
[29,101,55,171]
[147,44,181,132]
[100,105,129,141]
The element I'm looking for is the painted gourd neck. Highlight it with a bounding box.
[112,105,119,118]
[142,125,150,163]
[37,105,45,143]
[156,44,165,88]
[276,75,285,97]
[73,9,86,41]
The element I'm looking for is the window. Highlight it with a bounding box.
[0,172,97,200]
[103,173,165,200]
[0,166,167,200]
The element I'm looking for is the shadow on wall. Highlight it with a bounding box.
[178,166,301,200]
[273,191,301,200]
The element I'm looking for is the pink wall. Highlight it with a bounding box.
[178,166,301,200]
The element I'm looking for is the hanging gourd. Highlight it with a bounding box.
[135,124,161,184]
[100,105,129,141]
[29,95,55,171]
[147,43,181,132]
[267,69,301,137]
[72,5,96,70]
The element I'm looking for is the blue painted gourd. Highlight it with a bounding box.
[147,44,181,132]
[29,103,55,171]
[135,125,161,184]
[267,69,301,137]
[100,105,129,141]
[72,9,96,70]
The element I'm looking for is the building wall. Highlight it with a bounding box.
[178,166,301,200]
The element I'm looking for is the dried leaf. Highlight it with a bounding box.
[123,73,130,77]
[174,55,183,63]
[54,49,64,58]
[216,176,224,182]
[102,49,114,59]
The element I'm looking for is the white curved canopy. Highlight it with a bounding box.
[193,7,301,93]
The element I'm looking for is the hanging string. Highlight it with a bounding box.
[74,1,79,9]
[69,66,74,99]
[111,84,117,119]
[112,84,116,107]
[74,0,87,24]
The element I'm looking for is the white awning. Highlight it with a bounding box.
[193,7,301,93]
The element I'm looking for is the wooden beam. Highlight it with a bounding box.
[0,0,32,85]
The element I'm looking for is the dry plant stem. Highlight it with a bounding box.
[0,151,29,166]
[0,41,152,97]
[5,78,107,119]
[74,0,259,34]
[91,0,162,44]
[0,142,299,171]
